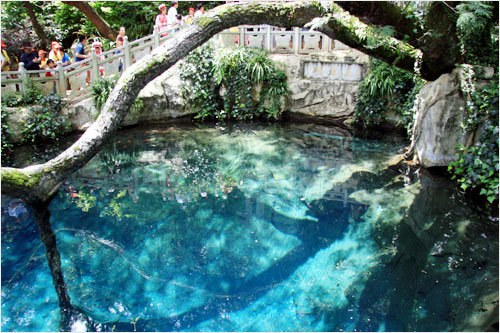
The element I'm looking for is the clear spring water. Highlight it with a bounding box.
[2,122,498,332]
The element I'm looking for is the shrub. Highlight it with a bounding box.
[21,93,70,143]
[448,74,499,204]
[179,43,289,121]
[91,76,143,117]
[354,58,423,136]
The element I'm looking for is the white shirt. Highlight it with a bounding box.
[167,6,178,27]
[194,10,203,19]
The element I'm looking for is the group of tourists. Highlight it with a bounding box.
[155,1,204,35]
[0,1,206,91]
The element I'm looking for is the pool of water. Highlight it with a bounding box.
[2,122,498,332]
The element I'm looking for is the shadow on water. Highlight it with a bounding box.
[104,188,365,332]
[30,199,97,331]
[338,169,499,332]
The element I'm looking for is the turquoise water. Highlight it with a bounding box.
[2,123,498,332]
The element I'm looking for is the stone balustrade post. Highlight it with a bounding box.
[90,47,99,84]
[265,25,272,51]
[153,25,160,48]
[239,26,245,47]
[19,62,28,93]
[57,63,66,95]
[123,36,131,71]
[293,27,300,54]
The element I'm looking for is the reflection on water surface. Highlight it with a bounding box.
[2,122,498,332]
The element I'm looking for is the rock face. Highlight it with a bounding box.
[411,68,468,167]
[123,61,194,126]
[270,50,368,124]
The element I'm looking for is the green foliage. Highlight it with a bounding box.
[21,93,70,144]
[2,79,45,107]
[92,76,117,111]
[91,76,142,117]
[1,106,14,156]
[354,58,422,135]
[456,2,498,67]
[448,74,499,204]
[180,43,289,121]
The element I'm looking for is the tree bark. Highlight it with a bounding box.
[61,1,116,40]
[336,1,424,44]
[24,1,50,50]
[1,1,323,204]
[313,8,418,76]
[332,1,461,81]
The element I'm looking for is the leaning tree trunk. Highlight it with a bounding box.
[62,1,116,41]
[24,1,50,50]
[1,1,323,204]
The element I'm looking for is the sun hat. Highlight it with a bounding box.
[189,7,195,13]
[38,50,47,54]
[51,41,62,49]
[158,3,166,11]
[91,41,102,48]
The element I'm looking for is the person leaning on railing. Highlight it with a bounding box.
[74,35,91,85]
[20,40,41,72]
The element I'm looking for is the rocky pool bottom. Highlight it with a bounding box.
[1,122,498,332]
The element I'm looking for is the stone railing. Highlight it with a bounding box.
[1,25,345,98]
[218,25,344,54]
[0,25,174,98]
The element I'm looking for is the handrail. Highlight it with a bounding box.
[1,24,340,98]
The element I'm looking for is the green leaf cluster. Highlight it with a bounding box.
[1,79,46,158]
[456,1,498,67]
[448,76,499,204]
[2,79,45,108]
[91,76,142,117]
[21,93,70,144]
[179,43,289,121]
[92,76,117,112]
[1,106,14,156]
[354,58,423,136]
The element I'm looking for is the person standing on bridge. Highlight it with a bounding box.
[155,3,169,37]
[20,41,40,71]
[194,3,204,19]
[167,1,178,28]
[185,7,195,25]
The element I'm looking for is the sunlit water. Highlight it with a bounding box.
[2,122,498,332]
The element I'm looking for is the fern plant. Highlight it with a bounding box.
[91,76,117,111]
[180,43,289,121]
[91,75,143,117]
[456,2,498,66]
